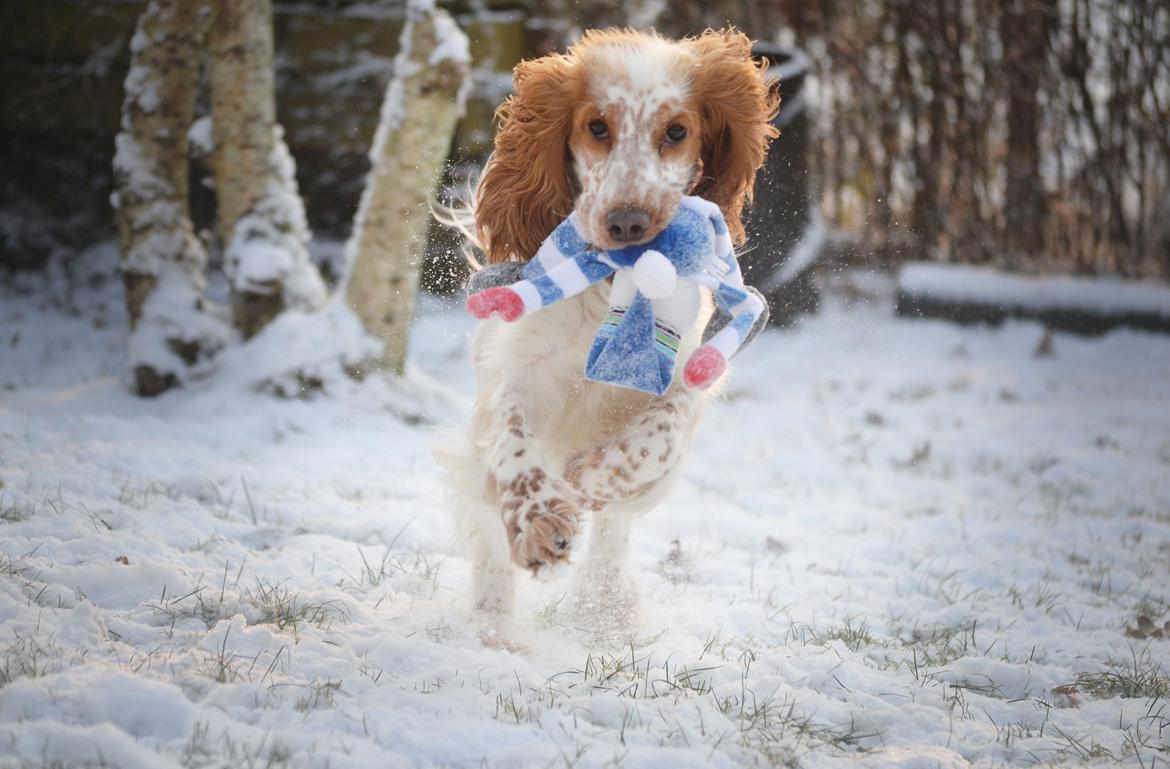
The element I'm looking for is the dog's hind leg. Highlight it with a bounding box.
[468,509,517,644]
[436,431,519,641]
[571,504,638,630]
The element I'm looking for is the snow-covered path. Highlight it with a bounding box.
[2,254,1169,768]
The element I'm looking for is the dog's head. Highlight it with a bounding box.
[475,28,779,263]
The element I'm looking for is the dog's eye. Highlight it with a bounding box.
[588,120,609,139]
[664,124,687,143]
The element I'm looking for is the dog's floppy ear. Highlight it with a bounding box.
[688,29,780,247]
[476,54,582,264]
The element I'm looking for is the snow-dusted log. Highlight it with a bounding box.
[896,262,1170,335]
[208,0,325,338]
[345,0,470,374]
[113,0,226,396]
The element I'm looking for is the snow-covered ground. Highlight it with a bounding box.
[2,249,1169,768]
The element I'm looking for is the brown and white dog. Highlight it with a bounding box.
[438,28,778,637]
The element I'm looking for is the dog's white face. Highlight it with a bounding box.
[569,39,703,250]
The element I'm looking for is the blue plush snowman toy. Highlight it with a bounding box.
[467,196,767,395]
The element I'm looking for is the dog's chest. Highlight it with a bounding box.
[491,289,653,448]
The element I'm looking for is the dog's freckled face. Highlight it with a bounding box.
[474,28,778,265]
[568,39,701,248]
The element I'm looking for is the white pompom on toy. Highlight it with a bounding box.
[632,250,677,299]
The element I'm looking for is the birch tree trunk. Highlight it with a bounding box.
[208,0,325,338]
[345,0,470,374]
[113,0,225,397]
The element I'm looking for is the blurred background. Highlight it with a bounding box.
[1,0,1167,286]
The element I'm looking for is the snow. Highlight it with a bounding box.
[2,251,1170,767]
[187,116,214,155]
[224,127,326,311]
[899,262,1170,316]
[127,264,230,384]
[429,11,472,68]
[110,132,194,277]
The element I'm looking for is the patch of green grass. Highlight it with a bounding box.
[0,636,55,687]
[1121,699,1170,769]
[339,534,442,602]
[0,634,88,688]
[187,624,290,689]
[1005,580,1066,613]
[541,639,880,763]
[895,619,981,677]
[294,679,341,712]
[148,561,246,632]
[1074,648,1170,700]
[1082,560,1119,599]
[1050,724,1117,763]
[574,644,719,699]
[0,552,30,579]
[246,578,348,636]
[151,565,348,640]
[1131,595,1170,623]
[780,619,882,653]
[818,617,876,652]
[180,721,294,768]
[116,478,179,510]
[0,495,33,523]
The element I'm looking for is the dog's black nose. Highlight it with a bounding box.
[604,207,651,243]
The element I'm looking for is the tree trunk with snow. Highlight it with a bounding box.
[208,0,325,338]
[113,0,226,397]
[345,0,470,374]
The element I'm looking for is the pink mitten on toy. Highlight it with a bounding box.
[683,345,727,389]
[466,286,525,322]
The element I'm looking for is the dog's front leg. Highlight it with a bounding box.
[487,386,583,578]
[563,387,701,504]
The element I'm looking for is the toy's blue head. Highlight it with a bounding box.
[606,205,713,274]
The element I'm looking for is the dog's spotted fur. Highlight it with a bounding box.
[437,28,777,636]
[564,394,696,505]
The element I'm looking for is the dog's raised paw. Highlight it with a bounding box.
[503,490,581,578]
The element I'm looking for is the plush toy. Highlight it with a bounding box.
[466,196,767,395]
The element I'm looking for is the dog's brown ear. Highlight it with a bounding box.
[689,29,780,247]
[476,54,582,263]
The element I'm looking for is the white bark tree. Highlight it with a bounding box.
[114,0,465,394]
[345,0,470,374]
[208,0,326,338]
[113,0,228,396]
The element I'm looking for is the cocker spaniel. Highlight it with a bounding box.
[438,27,779,639]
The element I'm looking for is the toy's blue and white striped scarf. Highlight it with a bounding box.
[507,196,764,395]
